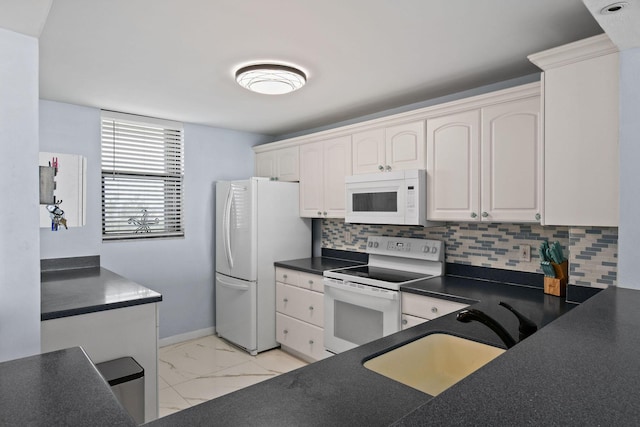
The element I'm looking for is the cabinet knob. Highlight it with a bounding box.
[378,165,384,171]
[309,340,314,345]
[385,165,392,171]
[274,177,279,181]
[535,213,541,221]
[431,307,438,314]
[470,212,477,218]
[482,212,489,218]
[317,211,322,216]
[402,318,408,325]
[309,306,314,311]
[283,274,288,279]
[308,279,313,285]
[283,298,288,303]
[283,329,288,335]
[323,211,327,216]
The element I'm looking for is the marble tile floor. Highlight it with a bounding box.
[158,335,308,418]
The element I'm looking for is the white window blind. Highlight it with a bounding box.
[101,111,184,240]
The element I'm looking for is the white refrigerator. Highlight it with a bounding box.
[215,178,311,355]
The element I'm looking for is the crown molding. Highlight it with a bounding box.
[528,34,618,70]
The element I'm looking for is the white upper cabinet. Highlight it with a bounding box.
[481,96,541,222]
[299,136,352,218]
[352,121,425,174]
[529,34,619,226]
[427,110,481,221]
[255,146,299,181]
[427,87,541,223]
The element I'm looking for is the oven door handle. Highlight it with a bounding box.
[324,280,398,301]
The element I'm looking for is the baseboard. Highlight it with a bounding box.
[158,326,216,348]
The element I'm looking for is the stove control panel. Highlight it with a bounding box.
[366,236,443,261]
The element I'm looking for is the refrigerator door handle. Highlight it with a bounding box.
[217,276,250,291]
[223,185,234,269]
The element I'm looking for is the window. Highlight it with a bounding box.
[101,111,184,240]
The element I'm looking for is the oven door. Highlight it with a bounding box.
[324,279,401,354]
[345,175,406,225]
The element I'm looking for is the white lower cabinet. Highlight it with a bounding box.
[276,313,325,362]
[275,267,324,362]
[401,292,468,329]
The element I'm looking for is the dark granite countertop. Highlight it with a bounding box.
[146,273,582,427]
[41,267,162,321]
[0,347,136,426]
[274,256,365,275]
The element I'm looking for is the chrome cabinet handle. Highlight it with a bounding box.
[402,318,408,325]
[309,306,314,311]
[431,307,438,314]
[378,165,384,171]
[470,212,477,218]
[317,211,322,216]
[323,211,327,216]
[283,298,288,303]
[308,279,314,285]
[283,274,288,279]
[309,339,314,345]
[283,329,288,334]
[385,165,392,171]
[535,213,541,221]
[482,212,489,218]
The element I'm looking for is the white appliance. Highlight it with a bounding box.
[323,236,444,354]
[215,178,311,355]
[345,169,436,226]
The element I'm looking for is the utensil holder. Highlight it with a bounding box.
[544,261,568,297]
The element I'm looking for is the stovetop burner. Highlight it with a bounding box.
[332,265,432,284]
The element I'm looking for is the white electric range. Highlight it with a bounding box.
[323,236,444,354]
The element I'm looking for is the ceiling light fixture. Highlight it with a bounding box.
[600,2,627,14]
[235,64,307,95]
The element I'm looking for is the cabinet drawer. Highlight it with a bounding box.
[401,313,428,330]
[276,283,324,327]
[276,313,324,362]
[402,293,468,320]
[298,271,324,293]
[275,267,300,286]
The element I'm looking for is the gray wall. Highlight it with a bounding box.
[39,100,270,339]
[617,47,640,289]
[0,28,41,362]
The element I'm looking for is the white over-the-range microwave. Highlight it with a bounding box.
[345,169,439,227]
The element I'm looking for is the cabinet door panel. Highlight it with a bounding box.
[481,96,541,222]
[426,111,480,221]
[352,129,385,174]
[385,121,425,171]
[323,136,352,217]
[255,151,276,178]
[299,142,324,217]
[276,146,299,181]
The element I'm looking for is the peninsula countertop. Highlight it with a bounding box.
[41,265,162,321]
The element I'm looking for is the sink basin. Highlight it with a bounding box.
[363,333,505,396]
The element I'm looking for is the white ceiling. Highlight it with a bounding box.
[13,1,609,136]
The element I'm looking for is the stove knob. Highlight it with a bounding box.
[423,245,430,253]
[374,242,379,248]
[368,242,372,247]
[431,246,438,254]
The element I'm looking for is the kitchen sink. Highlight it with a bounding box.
[363,333,505,396]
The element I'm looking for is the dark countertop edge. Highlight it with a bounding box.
[41,295,162,321]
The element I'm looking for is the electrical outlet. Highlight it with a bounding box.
[520,244,530,262]
[344,231,351,242]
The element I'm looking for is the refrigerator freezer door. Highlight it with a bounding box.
[215,273,257,354]
[215,180,257,281]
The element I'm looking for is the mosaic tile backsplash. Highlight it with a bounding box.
[322,219,618,288]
